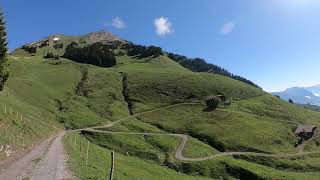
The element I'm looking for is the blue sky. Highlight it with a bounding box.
[1,0,320,92]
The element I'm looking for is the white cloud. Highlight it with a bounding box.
[111,16,126,29]
[154,17,173,36]
[220,21,235,35]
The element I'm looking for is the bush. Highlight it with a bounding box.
[22,45,37,54]
[204,97,221,111]
[44,52,55,58]
[44,52,59,59]
[53,43,63,49]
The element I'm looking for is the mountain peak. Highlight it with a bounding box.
[83,31,122,43]
[273,84,320,105]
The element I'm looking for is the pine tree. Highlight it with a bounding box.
[0,10,8,90]
[288,99,294,104]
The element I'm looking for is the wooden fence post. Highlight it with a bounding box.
[20,114,23,121]
[80,139,83,159]
[109,150,115,180]
[10,106,12,115]
[85,141,90,165]
[74,136,76,148]
[4,105,6,114]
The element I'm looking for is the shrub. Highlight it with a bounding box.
[204,96,221,111]
[53,43,63,49]
[44,52,55,59]
[22,45,37,54]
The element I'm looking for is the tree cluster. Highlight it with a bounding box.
[22,45,37,54]
[123,43,164,58]
[204,96,221,111]
[44,52,59,59]
[167,53,260,88]
[39,40,49,48]
[289,99,294,104]
[53,43,63,49]
[63,42,116,68]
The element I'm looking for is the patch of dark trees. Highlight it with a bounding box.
[122,43,164,58]
[288,98,294,104]
[167,52,260,88]
[39,40,49,48]
[204,96,222,112]
[53,43,63,49]
[22,45,37,54]
[44,52,59,60]
[120,72,134,115]
[75,67,92,97]
[63,42,116,68]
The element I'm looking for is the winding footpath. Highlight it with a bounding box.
[85,129,320,162]
[79,102,201,130]
[1,102,319,179]
[78,102,320,162]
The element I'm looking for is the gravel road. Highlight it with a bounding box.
[0,132,74,180]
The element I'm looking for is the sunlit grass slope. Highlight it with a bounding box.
[2,52,320,179]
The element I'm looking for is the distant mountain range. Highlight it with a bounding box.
[272,85,320,105]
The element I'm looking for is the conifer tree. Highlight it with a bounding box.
[0,10,8,90]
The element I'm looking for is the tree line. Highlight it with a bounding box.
[167,53,260,88]
[123,43,164,58]
[63,42,116,68]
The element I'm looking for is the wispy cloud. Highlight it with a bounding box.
[154,16,173,37]
[111,16,126,29]
[220,21,235,35]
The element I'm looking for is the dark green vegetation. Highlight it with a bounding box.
[0,10,8,90]
[2,31,320,179]
[167,53,260,88]
[63,42,116,67]
[204,96,222,111]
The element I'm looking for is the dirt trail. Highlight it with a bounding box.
[77,102,320,162]
[85,129,320,162]
[0,102,201,179]
[73,102,201,132]
[0,132,73,180]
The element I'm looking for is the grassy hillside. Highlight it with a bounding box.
[63,133,212,180]
[2,33,320,179]
[300,104,320,112]
[0,56,79,160]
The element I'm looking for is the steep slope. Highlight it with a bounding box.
[2,32,320,179]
